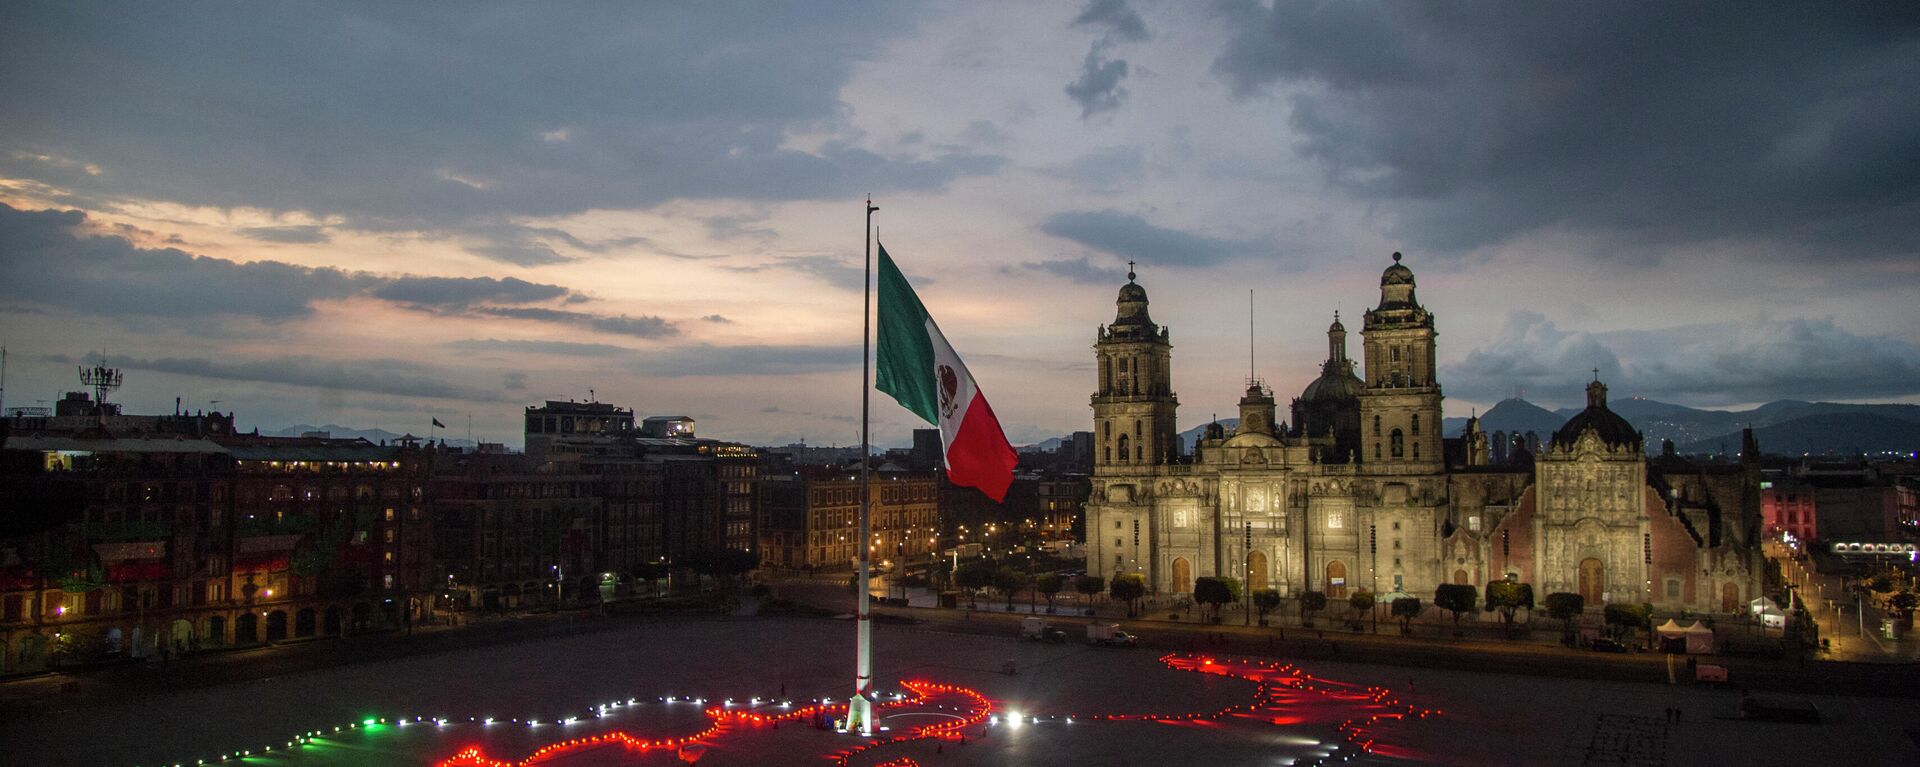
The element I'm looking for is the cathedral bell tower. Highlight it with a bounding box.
[1359,252,1444,469]
[1093,264,1178,467]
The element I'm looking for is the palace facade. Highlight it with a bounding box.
[1084,255,1764,613]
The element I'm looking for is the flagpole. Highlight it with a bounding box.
[846,195,879,736]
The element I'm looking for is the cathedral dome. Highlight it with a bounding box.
[1110,266,1157,330]
[1381,251,1414,286]
[1551,379,1640,450]
[1299,368,1364,403]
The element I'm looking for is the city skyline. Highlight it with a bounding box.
[3,3,1917,448]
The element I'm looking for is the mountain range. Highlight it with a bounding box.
[1443,398,1920,456]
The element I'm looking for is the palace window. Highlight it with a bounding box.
[1411,415,1420,435]
[1390,429,1404,458]
[1118,434,1130,461]
[1373,415,1380,436]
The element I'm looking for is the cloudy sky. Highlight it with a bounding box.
[2,2,1917,447]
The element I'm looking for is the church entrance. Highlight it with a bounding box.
[1247,551,1268,592]
[1326,561,1347,599]
[1171,557,1192,595]
[1578,558,1605,605]
[1720,582,1740,613]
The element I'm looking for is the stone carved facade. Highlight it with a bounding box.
[1084,255,1762,613]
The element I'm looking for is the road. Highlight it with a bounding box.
[782,576,1917,699]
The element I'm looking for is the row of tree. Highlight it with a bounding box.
[948,562,1657,642]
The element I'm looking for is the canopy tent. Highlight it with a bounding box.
[1682,620,1716,654]
[1656,619,1716,654]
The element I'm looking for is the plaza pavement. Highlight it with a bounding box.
[3,615,1917,767]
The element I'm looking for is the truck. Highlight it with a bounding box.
[1086,622,1138,647]
[1021,616,1067,643]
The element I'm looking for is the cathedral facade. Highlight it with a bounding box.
[1083,256,1764,614]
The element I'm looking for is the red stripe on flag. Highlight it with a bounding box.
[946,393,1017,502]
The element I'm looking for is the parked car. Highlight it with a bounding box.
[1589,638,1630,653]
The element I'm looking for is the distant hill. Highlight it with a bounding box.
[1019,436,1066,453]
[1678,413,1920,456]
[1441,398,1920,456]
[264,423,479,450]
[1180,418,1240,452]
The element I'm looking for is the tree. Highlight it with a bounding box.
[1036,573,1063,613]
[955,560,995,609]
[1391,597,1422,634]
[1193,577,1240,623]
[1889,591,1918,616]
[1299,590,1328,627]
[1434,584,1478,631]
[1074,575,1105,614]
[1604,603,1651,642]
[1349,591,1377,628]
[1109,573,1147,617]
[1485,581,1534,636]
[1544,592,1585,642]
[1252,589,1282,625]
[993,567,1026,609]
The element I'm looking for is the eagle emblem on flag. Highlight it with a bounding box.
[937,363,960,419]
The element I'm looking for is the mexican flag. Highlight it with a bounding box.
[875,244,1017,502]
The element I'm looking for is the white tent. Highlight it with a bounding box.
[1655,619,1716,654]
[1682,621,1716,654]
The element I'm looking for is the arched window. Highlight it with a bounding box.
[1374,443,1381,460]
[1118,434,1130,462]
[1411,414,1420,435]
[1412,441,1420,459]
[1372,415,1380,436]
[1390,429,1404,458]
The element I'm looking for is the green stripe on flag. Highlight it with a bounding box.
[875,244,939,425]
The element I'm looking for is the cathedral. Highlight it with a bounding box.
[1084,255,1765,614]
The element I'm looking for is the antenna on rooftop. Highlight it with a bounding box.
[80,359,123,405]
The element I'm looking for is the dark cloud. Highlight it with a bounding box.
[0,204,360,319]
[372,276,575,307]
[1039,209,1260,267]
[1064,0,1150,118]
[1019,256,1127,284]
[644,344,861,377]
[448,338,634,357]
[1209,2,1920,257]
[236,225,330,244]
[701,314,733,323]
[115,355,510,402]
[1444,311,1920,406]
[468,306,678,339]
[502,372,528,391]
[0,204,646,338]
[1065,53,1132,119]
[0,4,1000,232]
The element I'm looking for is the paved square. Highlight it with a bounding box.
[3,616,1915,766]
